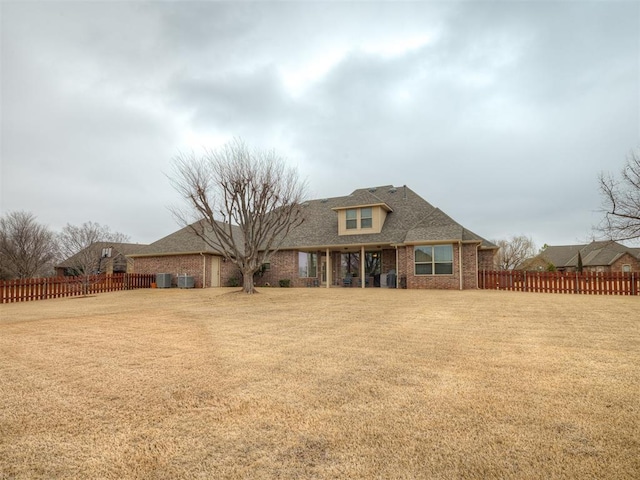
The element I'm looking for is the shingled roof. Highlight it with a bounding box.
[133,185,496,256]
[533,241,640,269]
[130,221,243,257]
[276,185,494,249]
[57,242,147,268]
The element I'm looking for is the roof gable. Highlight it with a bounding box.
[57,242,147,268]
[131,221,244,257]
[281,185,491,248]
[138,185,494,254]
[538,240,638,268]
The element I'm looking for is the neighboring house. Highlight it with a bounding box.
[56,242,148,276]
[128,185,498,289]
[521,241,640,273]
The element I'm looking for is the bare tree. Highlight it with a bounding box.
[0,211,58,279]
[170,139,307,294]
[58,222,130,292]
[598,149,640,243]
[495,235,537,270]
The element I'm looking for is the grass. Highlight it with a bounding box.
[0,288,638,479]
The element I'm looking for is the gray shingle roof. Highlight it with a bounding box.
[538,245,585,268]
[135,185,496,256]
[277,185,494,249]
[57,242,147,268]
[130,221,244,257]
[536,241,639,268]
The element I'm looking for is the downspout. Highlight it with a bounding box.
[200,252,206,288]
[326,248,330,288]
[458,241,463,290]
[395,245,399,289]
[476,243,481,289]
[361,245,365,288]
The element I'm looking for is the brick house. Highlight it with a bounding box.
[56,242,147,276]
[521,240,640,273]
[128,185,497,289]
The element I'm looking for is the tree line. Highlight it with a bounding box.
[0,213,128,280]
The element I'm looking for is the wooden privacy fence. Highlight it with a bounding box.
[0,273,156,304]
[479,270,639,296]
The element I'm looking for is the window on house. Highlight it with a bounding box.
[360,207,373,229]
[346,209,357,229]
[622,264,631,273]
[299,252,317,278]
[414,245,453,275]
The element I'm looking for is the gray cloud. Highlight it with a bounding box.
[1,1,638,248]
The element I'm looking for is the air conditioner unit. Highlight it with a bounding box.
[178,275,195,289]
[156,273,172,288]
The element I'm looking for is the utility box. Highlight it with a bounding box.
[387,273,397,288]
[178,275,195,289]
[156,273,172,288]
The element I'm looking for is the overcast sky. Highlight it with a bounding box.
[1,1,639,248]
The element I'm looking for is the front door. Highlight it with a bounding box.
[211,256,220,287]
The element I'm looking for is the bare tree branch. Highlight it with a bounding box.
[494,235,537,270]
[169,138,307,294]
[57,222,130,293]
[598,149,640,243]
[0,211,57,279]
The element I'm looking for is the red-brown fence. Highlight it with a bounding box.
[479,270,639,296]
[0,273,156,304]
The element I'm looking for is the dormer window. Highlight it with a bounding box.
[346,209,357,229]
[346,208,372,229]
[360,208,372,228]
[333,203,392,235]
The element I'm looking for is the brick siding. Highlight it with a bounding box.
[134,243,494,290]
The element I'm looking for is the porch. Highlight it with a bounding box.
[300,246,400,288]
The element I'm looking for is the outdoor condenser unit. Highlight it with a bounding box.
[156,273,172,288]
[178,275,195,289]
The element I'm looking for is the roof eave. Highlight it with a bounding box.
[128,251,221,258]
[331,202,393,213]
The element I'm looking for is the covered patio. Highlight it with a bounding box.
[301,245,399,288]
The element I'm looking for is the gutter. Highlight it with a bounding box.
[459,241,463,290]
[200,252,206,288]
[395,245,399,289]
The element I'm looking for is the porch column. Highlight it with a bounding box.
[361,245,365,288]
[326,248,330,288]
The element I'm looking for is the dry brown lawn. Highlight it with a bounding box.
[0,288,638,479]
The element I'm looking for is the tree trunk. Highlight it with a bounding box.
[242,269,257,294]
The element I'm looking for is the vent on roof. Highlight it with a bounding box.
[302,202,310,207]
[368,187,377,192]
[320,198,328,203]
[389,187,397,193]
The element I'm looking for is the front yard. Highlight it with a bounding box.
[1,288,638,479]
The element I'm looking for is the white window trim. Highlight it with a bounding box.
[414,245,454,276]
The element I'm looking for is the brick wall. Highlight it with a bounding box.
[611,253,640,272]
[404,244,460,290]
[132,254,214,288]
[381,248,396,274]
[478,248,497,271]
[253,250,300,287]
[133,243,493,290]
[462,243,479,289]
[401,243,487,290]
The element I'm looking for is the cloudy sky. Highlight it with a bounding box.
[1,1,638,248]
